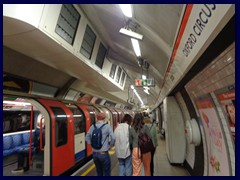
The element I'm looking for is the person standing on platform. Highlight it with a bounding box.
[86,112,115,176]
[145,112,158,176]
[129,113,151,176]
[114,114,133,176]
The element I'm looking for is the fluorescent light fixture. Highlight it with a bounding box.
[144,89,149,95]
[57,115,70,118]
[119,28,143,40]
[73,115,82,117]
[133,89,144,105]
[131,38,141,57]
[119,4,132,18]
[3,101,31,106]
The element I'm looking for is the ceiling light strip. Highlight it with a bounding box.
[3,101,31,106]
[131,38,141,57]
[133,89,144,105]
[119,28,143,40]
[119,4,132,18]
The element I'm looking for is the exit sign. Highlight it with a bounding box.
[135,79,155,87]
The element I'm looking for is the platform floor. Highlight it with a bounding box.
[74,133,190,176]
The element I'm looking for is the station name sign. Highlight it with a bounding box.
[135,79,155,87]
[182,4,216,58]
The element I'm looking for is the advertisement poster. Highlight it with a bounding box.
[196,96,230,175]
[90,96,98,104]
[77,93,93,103]
[216,89,235,143]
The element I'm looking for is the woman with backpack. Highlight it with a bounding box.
[114,114,132,176]
[144,113,158,176]
[129,112,152,176]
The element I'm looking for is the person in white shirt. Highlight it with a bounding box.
[114,114,133,176]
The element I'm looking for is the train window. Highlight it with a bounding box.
[115,109,122,123]
[89,112,95,125]
[109,64,117,79]
[86,107,99,125]
[120,72,126,86]
[107,107,118,128]
[95,42,107,69]
[3,111,35,134]
[55,4,81,45]
[65,104,86,135]
[115,67,122,83]
[51,107,68,147]
[80,25,96,59]
[113,113,118,127]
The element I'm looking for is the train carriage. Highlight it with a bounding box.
[3,94,132,176]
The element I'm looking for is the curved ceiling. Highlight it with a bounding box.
[78,4,185,106]
[3,4,186,109]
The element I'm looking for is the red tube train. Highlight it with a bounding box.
[3,94,134,176]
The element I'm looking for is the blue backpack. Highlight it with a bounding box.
[91,123,107,150]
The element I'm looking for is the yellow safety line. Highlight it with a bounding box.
[81,164,95,176]
[108,151,115,155]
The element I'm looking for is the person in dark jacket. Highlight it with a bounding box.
[129,113,152,176]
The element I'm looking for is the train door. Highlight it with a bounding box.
[63,103,86,162]
[3,96,48,176]
[115,108,123,123]
[38,99,74,176]
[75,104,96,157]
[106,107,118,130]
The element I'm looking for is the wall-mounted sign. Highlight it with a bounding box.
[135,78,155,87]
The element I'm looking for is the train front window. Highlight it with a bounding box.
[86,107,98,125]
[51,107,68,147]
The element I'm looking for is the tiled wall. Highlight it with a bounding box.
[185,43,235,99]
